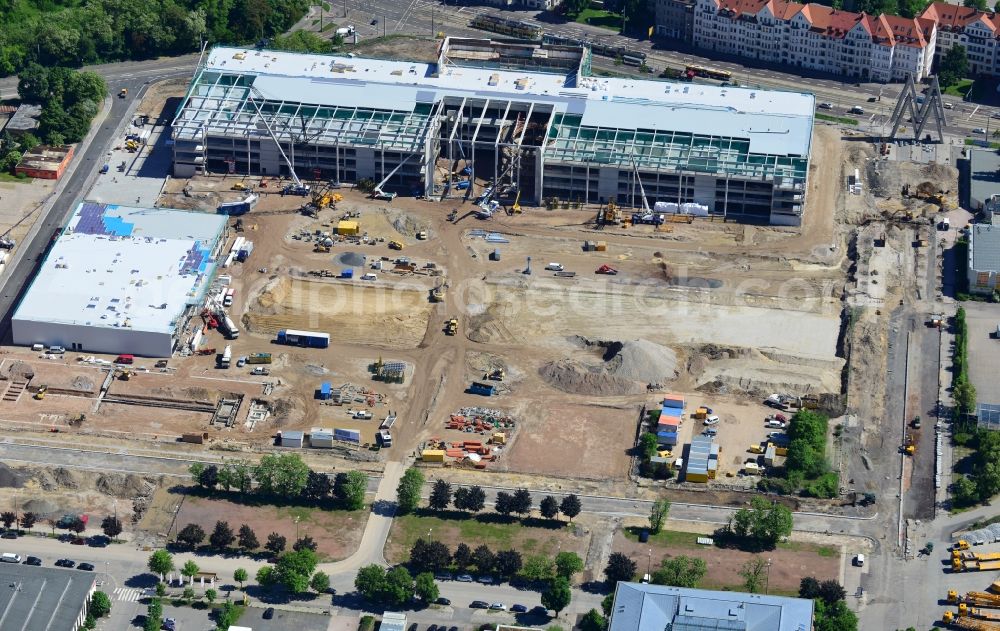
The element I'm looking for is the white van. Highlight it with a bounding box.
[853,553,865,567]
[361,273,377,281]
[545,262,564,271]
[1,553,22,563]
[31,344,44,352]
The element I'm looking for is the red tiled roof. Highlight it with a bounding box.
[920,1,983,30]
[798,4,864,38]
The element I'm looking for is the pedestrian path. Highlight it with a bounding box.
[112,587,145,602]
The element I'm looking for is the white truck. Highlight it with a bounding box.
[336,25,356,36]
[219,345,232,369]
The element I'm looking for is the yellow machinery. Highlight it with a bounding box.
[952,551,1000,572]
[485,368,505,382]
[314,243,331,253]
[232,182,248,191]
[119,88,128,98]
[599,200,620,225]
[34,385,47,400]
[125,139,139,152]
[430,286,445,303]
[511,190,522,214]
[445,318,458,336]
[669,214,694,224]
[118,369,131,381]
[959,604,1000,621]
[943,610,1000,629]
[388,240,404,250]
[949,591,1000,607]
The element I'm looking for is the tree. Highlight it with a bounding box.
[256,565,276,587]
[454,485,486,512]
[254,453,311,497]
[216,602,241,630]
[965,0,989,10]
[220,460,253,495]
[541,577,572,615]
[0,512,14,529]
[540,495,559,520]
[101,516,123,540]
[70,517,86,536]
[180,560,200,581]
[813,599,858,631]
[522,555,556,582]
[652,556,707,588]
[453,543,472,570]
[560,494,582,522]
[176,523,205,548]
[155,583,166,598]
[940,44,970,88]
[396,467,425,514]
[639,432,659,460]
[604,552,637,584]
[495,491,515,518]
[727,497,793,550]
[238,524,259,552]
[739,557,768,593]
[512,488,533,516]
[564,0,590,16]
[310,570,330,593]
[818,579,847,605]
[799,576,822,599]
[429,479,452,511]
[555,551,584,580]
[17,63,50,103]
[302,470,332,501]
[473,544,496,574]
[147,550,174,578]
[209,520,235,550]
[204,588,217,604]
[89,591,112,617]
[265,532,287,555]
[341,470,368,510]
[294,536,318,552]
[410,538,451,572]
[233,568,248,590]
[275,548,318,593]
[383,566,416,606]
[197,464,219,490]
[649,498,670,534]
[579,609,607,631]
[355,564,387,601]
[995,0,1000,12]
[414,571,439,602]
[272,29,336,53]
[20,512,36,532]
[495,549,523,578]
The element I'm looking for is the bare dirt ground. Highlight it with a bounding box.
[139,486,367,560]
[0,175,56,253]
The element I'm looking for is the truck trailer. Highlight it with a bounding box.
[219,315,240,339]
[276,329,330,348]
[246,353,272,364]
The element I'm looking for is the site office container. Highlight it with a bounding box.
[246,353,272,364]
[276,329,330,348]
[662,394,684,410]
[334,428,361,443]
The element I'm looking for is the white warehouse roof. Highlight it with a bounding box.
[200,46,815,157]
[14,203,226,336]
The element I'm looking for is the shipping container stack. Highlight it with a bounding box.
[655,394,684,447]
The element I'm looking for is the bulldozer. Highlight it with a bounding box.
[445,318,458,336]
[388,240,404,250]
[118,369,132,381]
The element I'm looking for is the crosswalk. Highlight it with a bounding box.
[113,588,144,602]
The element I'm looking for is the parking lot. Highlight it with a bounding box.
[960,302,1000,406]
[678,396,787,480]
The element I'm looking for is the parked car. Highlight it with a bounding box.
[818,102,833,110]
[544,262,564,271]
[489,603,507,611]
[974,128,987,135]
[370,18,378,25]
[436,597,452,606]
[511,604,528,613]
[478,575,495,584]
[48,346,65,354]
[263,607,275,619]
[765,419,786,429]
[702,427,717,436]
[456,574,474,582]
[163,619,176,631]
[236,356,247,367]
[703,415,720,425]
[434,572,453,581]
[24,556,41,566]
[55,559,75,568]
[78,563,95,571]
[470,600,489,609]
[848,106,864,115]
[531,606,548,615]
[1,531,18,539]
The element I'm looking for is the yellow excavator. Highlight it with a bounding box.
[34,385,47,400]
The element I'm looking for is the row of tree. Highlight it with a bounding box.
[403,473,583,522]
[188,454,368,510]
[0,509,125,542]
[173,519,314,558]
[149,547,328,596]
[9,65,107,148]
[407,537,585,583]
[0,0,310,76]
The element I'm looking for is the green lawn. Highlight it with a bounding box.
[944,79,974,98]
[571,7,622,30]
[815,113,859,126]
[964,138,1000,149]
[622,527,703,550]
[0,173,31,183]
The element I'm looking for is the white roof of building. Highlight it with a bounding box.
[203,46,814,157]
[14,203,226,334]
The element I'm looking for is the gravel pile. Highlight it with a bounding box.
[603,339,679,383]
[538,361,642,396]
[540,338,677,396]
[337,251,366,266]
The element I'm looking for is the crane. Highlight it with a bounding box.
[246,87,310,196]
[371,153,419,201]
[629,152,652,214]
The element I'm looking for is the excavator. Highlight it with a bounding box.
[34,385,47,400]
[430,286,445,303]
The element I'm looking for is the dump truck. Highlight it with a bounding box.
[949,591,1000,607]
[388,240,404,250]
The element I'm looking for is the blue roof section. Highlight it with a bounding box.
[609,583,813,631]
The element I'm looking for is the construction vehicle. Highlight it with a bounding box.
[314,243,331,253]
[246,87,310,197]
[511,190,522,214]
[953,540,971,551]
[949,591,1000,608]
[119,88,128,98]
[416,231,428,240]
[34,385,47,400]
[430,286,445,302]
[958,605,1000,621]
[118,369,132,381]
[196,347,216,356]
[953,555,1000,573]
[232,182,249,191]
[943,613,1000,629]
[599,200,621,225]
[445,318,458,336]
[485,368,505,381]
[370,153,418,201]
[596,264,619,275]
[901,435,915,456]
[388,240,404,250]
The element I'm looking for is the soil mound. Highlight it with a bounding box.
[337,251,366,267]
[390,212,429,239]
[541,338,678,395]
[21,498,58,516]
[603,339,679,383]
[539,361,643,396]
[96,473,156,499]
[0,463,26,488]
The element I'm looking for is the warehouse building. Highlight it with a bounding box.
[0,564,98,631]
[967,222,1000,296]
[608,582,814,631]
[13,203,228,357]
[172,39,814,225]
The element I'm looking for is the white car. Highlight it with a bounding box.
[818,102,833,110]
[361,273,377,281]
[545,262,564,272]
[703,415,720,425]
[489,603,507,611]
[765,419,786,429]
[974,127,988,135]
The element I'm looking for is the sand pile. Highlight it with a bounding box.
[338,251,366,266]
[390,211,429,239]
[95,473,157,499]
[540,338,678,395]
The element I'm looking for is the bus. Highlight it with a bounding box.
[470,14,543,41]
[685,65,733,81]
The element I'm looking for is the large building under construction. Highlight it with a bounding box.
[172,38,814,225]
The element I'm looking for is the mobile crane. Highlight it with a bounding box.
[246,87,310,197]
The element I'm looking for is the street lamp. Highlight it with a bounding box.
[646,548,652,581]
[293,516,301,540]
[765,558,772,595]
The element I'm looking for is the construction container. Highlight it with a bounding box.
[658,414,681,429]
[276,329,330,348]
[469,381,496,396]
[181,432,207,444]
[334,428,361,444]
[246,352,272,364]
[340,268,354,279]
[422,449,446,463]
[656,431,678,446]
[490,249,501,261]
[317,382,332,400]
[279,430,304,448]
[693,407,708,419]
[662,394,684,410]
[743,461,761,474]
[764,444,777,466]
[583,240,596,251]
[491,432,507,445]
[310,428,335,448]
[337,220,359,235]
[595,241,607,251]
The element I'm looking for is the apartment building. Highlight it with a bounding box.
[690,0,936,81]
[654,0,696,42]
[921,2,1000,76]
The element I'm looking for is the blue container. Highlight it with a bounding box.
[340,269,354,279]
[334,428,361,443]
[317,382,332,400]
[469,381,496,396]
[656,431,678,446]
